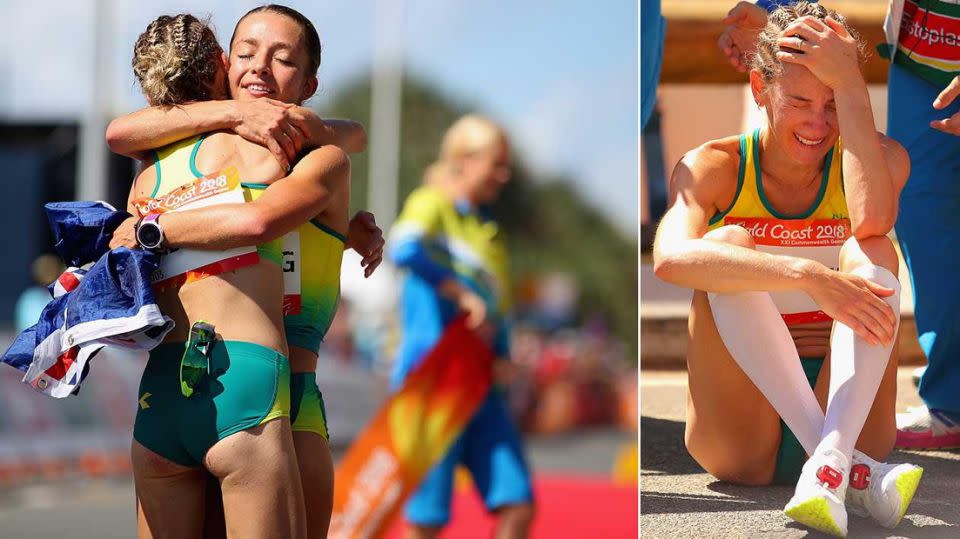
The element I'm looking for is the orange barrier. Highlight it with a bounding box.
[0,449,133,486]
[329,317,493,539]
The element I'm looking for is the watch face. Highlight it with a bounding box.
[138,224,162,248]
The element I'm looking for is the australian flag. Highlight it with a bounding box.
[1,202,175,398]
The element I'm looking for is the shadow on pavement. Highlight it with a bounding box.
[639,416,701,475]
[785,516,957,538]
[640,438,960,538]
[640,490,784,515]
[642,412,960,536]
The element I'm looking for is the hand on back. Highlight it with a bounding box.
[345,211,385,278]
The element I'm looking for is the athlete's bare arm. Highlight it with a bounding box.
[775,17,910,237]
[113,134,382,275]
[106,99,367,168]
[653,137,897,342]
[111,145,349,251]
[653,137,820,293]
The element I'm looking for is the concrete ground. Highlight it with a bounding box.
[641,367,960,538]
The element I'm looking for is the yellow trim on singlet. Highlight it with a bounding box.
[707,129,851,325]
[242,182,345,350]
[152,135,283,265]
[708,129,849,229]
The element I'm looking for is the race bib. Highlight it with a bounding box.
[723,216,851,325]
[132,167,259,290]
[282,230,302,315]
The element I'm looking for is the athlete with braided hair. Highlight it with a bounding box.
[109,11,382,537]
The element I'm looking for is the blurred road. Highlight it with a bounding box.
[641,367,960,538]
[0,428,633,538]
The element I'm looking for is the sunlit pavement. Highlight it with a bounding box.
[641,367,960,538]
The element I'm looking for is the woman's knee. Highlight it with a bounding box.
[839,235,899,275]
[685,426,779,486]
[703,225,756,250]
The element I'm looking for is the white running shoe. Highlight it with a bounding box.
[847,450,923,528]
[784,447,849,537]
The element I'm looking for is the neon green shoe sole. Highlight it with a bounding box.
[894,467,924,525]
[784,497,846,537]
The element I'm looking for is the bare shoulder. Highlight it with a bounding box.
[295,145,350,174]
[198,131,282,181]
[670,135,743,208]
[655,135,743,247]
[193,131,239,174]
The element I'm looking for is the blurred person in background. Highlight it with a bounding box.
[387,115,535,539]
[14,254,63,333]
[655,3,920,535]
[107,8,381,537]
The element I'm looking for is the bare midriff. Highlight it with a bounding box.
[156,261,287,356]
[789,320,832,359]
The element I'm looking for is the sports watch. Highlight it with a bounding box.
[136,213,166,251]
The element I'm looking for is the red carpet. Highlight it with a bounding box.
[385,474,638,538]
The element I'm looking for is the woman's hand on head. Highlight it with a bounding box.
[231,99,311,171]
[718,1,768,73]
[776,16,863,91]
[345,210,385,278]
[803,265,897,346]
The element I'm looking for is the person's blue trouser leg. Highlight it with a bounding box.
[889,62,960,415]
[641,0,665,129]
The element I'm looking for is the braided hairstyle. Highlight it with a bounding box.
[132,14,223,106]
[751,1,866,82]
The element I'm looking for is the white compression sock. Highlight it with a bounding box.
[708,290,825,455]
[817,265,901,462]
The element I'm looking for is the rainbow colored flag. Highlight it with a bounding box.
[329,316,493,539]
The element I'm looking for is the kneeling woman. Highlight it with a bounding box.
[653,3,919,536]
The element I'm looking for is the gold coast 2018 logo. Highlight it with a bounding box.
[132,167,241,216]
[724,217,851,247]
